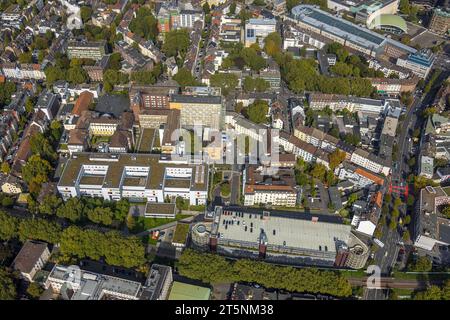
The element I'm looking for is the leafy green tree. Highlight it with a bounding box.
[173,68,198,88]
[162,29,190,59]
[129,7,158,41]
[30,133,57,162]
[108,52,122,70]
[246,100,269,124]
[414,285,442,300]
[0,211,17,240]
[402,230,410,241]
[56,197,84,222]
[18,218,62,244]
[243,77,270,93]
[241,47,266,71]
[202,2,210,14]
[1,162,10,174]
[38,195,62,216]
[130,71,157,85]
[59,226,146,268]
[178,249,352,297]
[80,6,92,23]
[229,2,236,14]
[310,163,327,181]
[21,155,52,188]
[263,32,282,57]
[18,51,32,64]
[67,66,88,84]
[87,207,114,226]
[347,193,359,206]
[27,282,43,299]
[0,81,16,107]
[44,66,66,86]
[329,149,346,170]
[442,206,450,219]
[409,256,432,272]
[210,73,238,96]
[0,268,17,300]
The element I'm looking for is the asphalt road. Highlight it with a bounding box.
[366,69,449,300]
[365,94,424,300]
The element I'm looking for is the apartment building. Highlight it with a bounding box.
[276,131,318,162]
[350,148,390,175]
[307,93,387,114]
[1,63,46,81]
[428,7,450,35]
[396,49,435,79]
[34,90,60,121]
[169,94,223,130]
[130,84,179,111]
[244,165,297,207]
[11,240,50,282]
[369,77,418,96]
[335,162,385,188]
[57,153,208,206]
[244,185,297,207]
[179,9,204,29]
[225,112,268,143]
[67,40,108,61]
[413,187,450,260]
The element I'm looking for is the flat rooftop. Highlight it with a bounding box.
[291,5,416,54]
[145,203,176,215]
[48,265,142,300]
[214,206,350,253]
[58,153,207,191]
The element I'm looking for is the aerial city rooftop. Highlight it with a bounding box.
[0,0,449,302]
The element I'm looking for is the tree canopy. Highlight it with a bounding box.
[173,68,198,88]
[210,73,238,96]
[129,7,158,41]
[245,100,269,124]
[162,29,190,61]
[0,268,16,300]
[178,249,352,297]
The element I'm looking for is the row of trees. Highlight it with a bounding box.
[177,249,353,297]
[34,196,129,226]
[44,54,89,86]
[281,57,375,97]
[0,81,16,108]
[221,43,267,72]
[0,211,146,268]
[243,76,270,93]
[413,280,450,300]
[259,33,376,97]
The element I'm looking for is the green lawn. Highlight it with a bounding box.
[391,288,414,299]
[173,223,190,244]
